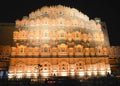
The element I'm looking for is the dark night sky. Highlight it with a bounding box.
[0,0,119,46]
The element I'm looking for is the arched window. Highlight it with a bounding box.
[75,45,83,52]
[77,47,81,52]
[58,30,66,38]
[18,46,25,54]
[58,44,67,54]
[59,62,68,71]
[20,48,24,53]
[58,47,65,52]
[59,32,65,37]
[42,31,49,37]
[76,33,79,37]
[76,61,85,71]
[43,47,50,52]
[74,32,80,38]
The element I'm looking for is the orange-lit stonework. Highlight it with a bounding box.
[8,5,111,78]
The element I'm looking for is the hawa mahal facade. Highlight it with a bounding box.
[8,5,111,78]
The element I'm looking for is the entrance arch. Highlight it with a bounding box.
[58,61,69,76]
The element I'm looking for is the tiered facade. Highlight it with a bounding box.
[0,45,11,78]
[109,46,120,74]
[8,5,111,78]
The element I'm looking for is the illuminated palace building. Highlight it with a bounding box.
[8,5,111,78]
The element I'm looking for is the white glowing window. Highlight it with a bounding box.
[33,72,38,78]
[16,72,23,78]
[87,71,92,76]
[53,70,57,76]
[79,71,84,77]
[70,71,75,76]
[42,70,49,77]
[107,69,111,74]
[26,72,31,78]
[100,70,105,76]
[8,73,14,78]
[93,70,97,76]
[61,71,67,76]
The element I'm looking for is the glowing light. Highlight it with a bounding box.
[9,5,111,79]
[33,73,38,78]
[8,73,14,78]
[93,70,97,76]
[16,73,22,78]
[53,70,57,76]
[42,70,49,77]
[107,70,111,74]
[26,71,31,78]
[100,70,105,76]
[70,69,75,76]
[70,71,75,76]
[61,70,67,76]
[79,71,84,77]
[87,71,92,76]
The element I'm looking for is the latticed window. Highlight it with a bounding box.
[44,64,47,66]
[74,32,79,38]
[76,33,79,37]
[61,48,65,52]
[76,62,84,70]
[20,48,23,53]
[77,47,81,52]
[44,47,47,52]
[42,32,49,37]
[43,47,50,52]
[19,47,24,53]
[59,63,68,70]
[60,33,64,37]
[59,47,66,52]
[75,47,82,52]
